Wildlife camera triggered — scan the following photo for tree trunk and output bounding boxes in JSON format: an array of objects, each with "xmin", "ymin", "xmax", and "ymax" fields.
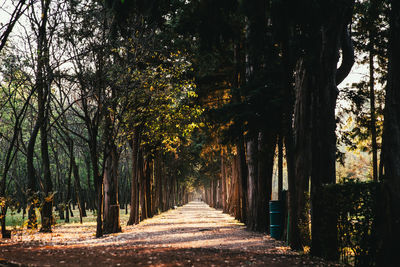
[
  {"xmin": 37, "ymin": 0, "xmax": 53, "ymax": 234},
  {"xmin": 232, "ymin": 30, "xmax": 246, "ymax": 223},
  {"xmin": 216, "ymin": 178, "xmax": 221, "ymax": 208},
  {"xmin": 85, "ymin": 153, "xmax": 94, "ymax": 211},
  {"xmin": 369, "ymin": 48, "xmax": 378, "ymax": 181},
  {"xmin": 237, "ymin": 139, "xmax": 247, "ymax": 223},
  {"xmin": 277, "ymin": 7, "xmax": 297, "ymax": 247},
  {"xmin": 231, "ymin": 156, "xmax": 240, "ymax": 219},
  {"xmin": 379, "ymin": 2, "xmax": 400, "ymax": 265},
  {"xmin": 256, "ymin": 132, "xmax": 275, "ymax": 233},
  {"xmin": 243, "ymin": 0, "xmax": 268, "ymax": 229},
  {"xmin": 39, "ymin": 112, "xmax": 53, "ymax": 233},
  {"xmin": 164, "ymin": 172, "xmax": 169, "ymax": 211},
  {"xmin": 289, "ymin": 1, "xmax": 355, "ymax": 257},
  {"xmin": 221, "ymin": 152, "xmax": 227, "ymax": 213},
  {"xmin": 27, "ymin": 120, "xmax": 40, "ymax": 229},
  {"xmin": 156, "ymin": 153, "xmax": 163, "ymax": 214},
  {"xmin": 145, "ymin": 158, "xmax": 152, "ymax": 218},
  {"xmin": 292, "ymin": 58, "xmax": 312, "ymax": 250},
  {"xmin": 127, "ymin": 128, "xmax": 140, "ymax": 225},
  {"xmin": 89, "ymin": 134, "xmax": 103, "ymax": 237},
  {"xmin": 288, "ymin": 1, "xmax": 355, "ymax": 255},
  {"xmin": 311, "ymin": 11, "xmax": 354, "ymax": 260},
  {"xmin": 278, "ymin": 135, "xmax": 283, "ymax": 200},
  {"xmin": 172, "ymin": 175, "xmax": 177, "ymax": 207},
  {"xmin": 71, "ymin": 149, "xmax": 86, "ymax": 218},
  {"xmin": 65, "ymin": 143, "xmax": 73, "ymax": 223},
  {"xmin": 212, "ymin": 178, "xmax": 217, "ymax": 208},
  {"xmin": 246, "ymin": 136, "xmax": 258, "ymax": 230},
  {"xmin": 367, "ymin": 0, "xmax": 380, "ymax": 182},
  {"xmin": 103, "ymin": 141, "xmax": 121, "ymax": 234},
  {"xmin": 139, "ymin": 151, "xmax": 146, "ymax": 221}
]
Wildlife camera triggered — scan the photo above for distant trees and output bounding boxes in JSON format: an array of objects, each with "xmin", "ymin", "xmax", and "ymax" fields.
[
  {"xmin": 0, "ymin": 0, "xmax": 31, "ymax": 238},
  {"xmin": 1, "ymin": 0, "xmax": 201, "ymax": 239},
  {"xmin": 174, "ymin": 0, "xmax": 396, "ymax": 260},
  {"xmin": 0, "ymin": 1, "xmax": 399, "ymax": 265},
  {"xmin": 340, "ymin": 0, "xmax": 388, "ymax": 181},
  {"xmin": 0, "ymin": 48, "xmax": 34, "ymax": 237}
]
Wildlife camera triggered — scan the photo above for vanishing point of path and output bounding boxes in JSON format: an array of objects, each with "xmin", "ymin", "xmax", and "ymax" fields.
[{"xmin": 0, "ymin": 202, "xmax": 342, "ymax": 266}]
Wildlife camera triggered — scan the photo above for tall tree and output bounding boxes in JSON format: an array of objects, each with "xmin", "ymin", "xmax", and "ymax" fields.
[
  {"xmin": 25, "ymin": 0, "xmax": 55, "ymax": 233},
  {"xmin": 291, "ymin": 0, "xmax": 355, "ymax": 253},
  {"xmin": 64, "ymin": 0, "xmax": 108, "ymax": 236},
  {"xmin": 380, "ymin": 1, "xmax": 400, "ymax": 265}
]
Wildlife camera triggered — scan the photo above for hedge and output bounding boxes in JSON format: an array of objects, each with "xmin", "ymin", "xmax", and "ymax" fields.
[{"xmin": 315, "ymin": 180, "xmax": 381, "ymax": 266}]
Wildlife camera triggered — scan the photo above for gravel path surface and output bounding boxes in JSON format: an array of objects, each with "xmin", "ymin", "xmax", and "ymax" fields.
[{"xmin": 0, "ymin": 201, "xmax": 343, "ymax": 266}]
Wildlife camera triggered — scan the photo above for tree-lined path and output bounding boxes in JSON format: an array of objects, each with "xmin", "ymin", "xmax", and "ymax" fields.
[
  {"xmin": 0, "ymin": 202, "xmax": 341, "ymax": 267},
  {"xmin": 1, "ymin": 1, "xmax": 400, "ymax": 266}
]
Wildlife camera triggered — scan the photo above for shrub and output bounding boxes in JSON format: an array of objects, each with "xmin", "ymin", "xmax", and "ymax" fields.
[{"xmin": 317, "ymin": 180, "xmax": 380, "ymax": 266}]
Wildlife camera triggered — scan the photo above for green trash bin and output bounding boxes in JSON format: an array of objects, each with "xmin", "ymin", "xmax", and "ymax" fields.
[{"xmin": 269, "ymin": 200, "xmax": 282, "ymax": 239}]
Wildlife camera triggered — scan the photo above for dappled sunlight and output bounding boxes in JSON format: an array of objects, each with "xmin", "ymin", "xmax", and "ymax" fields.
[{"xmin": 0, "ymin": 202, "xmax": 343, "ymax": 266}]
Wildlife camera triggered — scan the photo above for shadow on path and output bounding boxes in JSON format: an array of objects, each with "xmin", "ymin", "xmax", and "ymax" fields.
[{"xmin": 0, "ymin": 201, "xmax": 343, "ymax": 267}]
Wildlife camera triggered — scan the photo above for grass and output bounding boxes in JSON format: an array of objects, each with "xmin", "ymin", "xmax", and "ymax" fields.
[
  {"xmin": 6, "ymin": 210, "xmax": 25, "ymax": 228},
  {"xmin": 4, "ymin": 207, "xmax": 130, "ymax": 229}
]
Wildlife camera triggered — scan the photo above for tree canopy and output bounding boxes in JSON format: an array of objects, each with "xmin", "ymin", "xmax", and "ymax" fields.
[{"xmin": 0, "ymin": 1, "xmax": 399, "ymax": 266}]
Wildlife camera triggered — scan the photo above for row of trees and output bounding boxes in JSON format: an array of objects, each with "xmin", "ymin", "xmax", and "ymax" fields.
[
  {"xmin": 0, "ymin": 0, "xmax": 201, "ymax": 238},
  {"xmin": 178, "ymin": 0, "xmax": 354, "ymax": 246},
  {"xmin": 1, "ymin": 0, "xmax": 399, "ymax": 265},
  {"xmin": 184, "ymin": 0, "xmax": 399, "ymax": 265}
]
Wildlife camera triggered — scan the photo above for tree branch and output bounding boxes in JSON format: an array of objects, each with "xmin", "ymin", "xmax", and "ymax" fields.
[{"xmin": 336, "ymin": 25, "xmax": 355, "ymax": 86}]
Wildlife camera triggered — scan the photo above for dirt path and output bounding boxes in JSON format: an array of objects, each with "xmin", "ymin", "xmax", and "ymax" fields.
[{"xmin": 0, "ymin": 201, "xmax": 342, "ymax": 266}]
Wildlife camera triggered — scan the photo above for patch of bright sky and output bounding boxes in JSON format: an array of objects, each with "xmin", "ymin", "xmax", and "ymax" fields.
[{"xmin": 338, "ymin": 61, "xmax": 368, "ymax": 109}]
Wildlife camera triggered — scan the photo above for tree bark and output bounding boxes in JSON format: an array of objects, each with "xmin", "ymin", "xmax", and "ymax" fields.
[
  {"xmin": 246, "ymin": 136, "xmax": 258, "ymax": 230},
  {"xmin": 145, "ymin": 158, "xmax": 152, "ymax": 218},
  {"xmin": 164, "ymin": 171, "xmax": 170, "ymax": 211},
  {"xmin": 139, "ymin": 150, "xmax": 146, "ymax": 220},
  {"xmin": 291, "ymin": 1, "xmax": 355, "ymax": 257},
  {"xmin": 221, "ymin": 151, "xmax": 227, "ymax": 213},
  {"xmin": 27, "ymin": 120, "xmax": 40, "ymax": 229},
  {"xmin": 37, "ymin": 0, "xmax": 53, "ymax": 233},
  {"xmin": 127, "ymin": 128, "xmax": 140, "ymax": 225},
  {"xmin": 88, "ymin": 132, "xmax": 103, "ymax": 237},
  {"xmin": 83, "ymin": 152, "xmax": 93, "ymax": 211},
  {"xmin": 230, "ymin": 155, "xmax": 239, "ymax": 219},
  {"xmin": 71, "ymin": 146, "xmax": 86, "ymax": 218},
  {"xmin": 212, "ymin": 178, "xmax": 217, "ymax": 208},
  {"xmin": 65, "ymin": 143, "xmax": 73, "ymax": 223},
  {"xmin": 369, "ymin": 48, "xmax": 378, "ymax": 181},
  {"xmin": 256, "ymin": 131, "xmax": 275, "ymax": 233},
  {"xmin": 237, "ymin": 139, "xmax": 247, "ymax": 223},
  {"xmin": 278, "ymin": 135, "xmax": 283, "ymax": 200},
  {"xmin": 103, "ymin": 141, "xmax": 121, "ymax": 234},
  {"xmin": 379, "ymin": 2, "xmax": 400, "ymax": 265},
  {"xmin": 156, "ymin": 153, "xmax": 163, "ymax": 214},
  {"xmin": 292, "ymin": 58, "xmax": 312, "ymax": 250},
  {"xmin": 312, "ymin": 17, "xmax": 354, "ymax": 262}
]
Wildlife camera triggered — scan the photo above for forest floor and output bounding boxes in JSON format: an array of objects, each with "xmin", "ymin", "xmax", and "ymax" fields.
[{"xmin": 0, "ymin": 201, "xmax": 344, "ymax": 267}]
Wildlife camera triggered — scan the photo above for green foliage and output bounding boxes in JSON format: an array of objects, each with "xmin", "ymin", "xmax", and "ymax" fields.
[
  {"xmin": 120, "ymin": 43, "xmax": 202, "ymax": 155},
  {"xmin": 337, "ymin": 0, "xmax": 388, "ymax": 156},
  {"xmin": 318, "ymin": 180, "xmax": 381, "ymax": 266},
  {"xmin": 0, "ymin": 196, "xmax": 24, "ymax": 229}
]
